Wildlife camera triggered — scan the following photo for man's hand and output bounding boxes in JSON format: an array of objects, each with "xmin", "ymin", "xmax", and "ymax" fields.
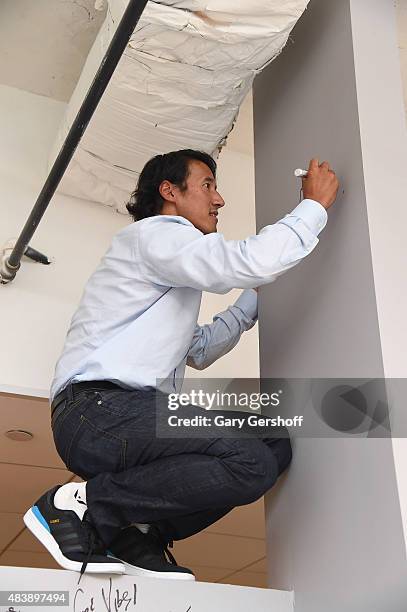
[{"xmin": 302, "ymin": 158, "xmax": 339, "ymax": 210}]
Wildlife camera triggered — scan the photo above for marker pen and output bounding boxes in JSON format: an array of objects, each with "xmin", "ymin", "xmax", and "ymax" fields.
[{"xmin": 294, "ymin": 169, "xmax": 308, "ymax": 178}]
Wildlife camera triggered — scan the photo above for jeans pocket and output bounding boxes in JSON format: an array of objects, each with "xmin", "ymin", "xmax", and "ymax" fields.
[{"xmin": 65, "ymin": 413, "xmax": 127, "ymax": 479}]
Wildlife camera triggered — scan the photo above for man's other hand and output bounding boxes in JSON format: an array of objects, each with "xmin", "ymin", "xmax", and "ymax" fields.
[{"xmin": 302, "ymin": 158, "xmax": 339, "ymax": 210}]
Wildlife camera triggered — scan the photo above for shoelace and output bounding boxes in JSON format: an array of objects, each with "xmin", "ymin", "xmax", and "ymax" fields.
[
  {"xmin": 78, "ymin": 527, "xmax": 96, "ymax": 584},
  {"xmin": 77, "ymin": 514, "xmax": 104, "ymax": 584},
  {"xmin": 152, "ymin": 529, "xmax": 178, "ymax": 566},
  {"xmin": 163, "ymin": 541, "xmax": 177, "ymax": 566}
]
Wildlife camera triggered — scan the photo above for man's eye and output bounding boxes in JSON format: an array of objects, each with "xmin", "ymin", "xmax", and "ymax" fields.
[{"xmin": 203, "ymin": 183, "xmax": 210, "ymax": 188}]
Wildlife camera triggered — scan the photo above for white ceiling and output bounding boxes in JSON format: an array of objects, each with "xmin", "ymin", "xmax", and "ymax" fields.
[
  {"xmin": 0, "ymin": 0, "xmax": 405, "ymax": 135},
  {"xmin": 0, "ymin": 0, "xmax": 255, "ymax": 157},
  {"xmin": 2, "ymin": 0, "xmax": 404, "ymax": 160},
  {"xmin": 0, "ymin": 0, "xmax": 106, "ymax": 102}
]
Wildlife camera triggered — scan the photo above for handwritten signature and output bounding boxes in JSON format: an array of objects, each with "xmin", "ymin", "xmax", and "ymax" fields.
[
  {"xmin": 74, "ymin": 579, "xmax": 191, "ymax": 612},
  {"xmin": 74, "ymin": 578, "xmax": 136, "ymax": 612}
]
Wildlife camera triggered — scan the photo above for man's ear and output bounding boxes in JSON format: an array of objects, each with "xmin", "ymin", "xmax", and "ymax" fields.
[{"xmin": 159, "ymin": 180, "xmax": 176, "ymax": 201}]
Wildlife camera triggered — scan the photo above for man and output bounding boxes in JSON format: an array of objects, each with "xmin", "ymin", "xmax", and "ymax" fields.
[{"xmin": 24, "ymin": 150, "xmax": 339, "ymax": 581}]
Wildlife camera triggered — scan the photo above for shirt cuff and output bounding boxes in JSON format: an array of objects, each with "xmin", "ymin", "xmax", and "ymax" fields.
[
  {"xmin": 232, "ymin": 288, "xmax": 258, "ymax": 323},
  {"xmin": 283, "ymin": 199, "xmax": 328, "ymax": 236}
]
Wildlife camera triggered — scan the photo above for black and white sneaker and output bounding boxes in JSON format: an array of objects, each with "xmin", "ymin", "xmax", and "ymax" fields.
[
  {"xmin": 108, "ymin": 525, "xmax": 195, "ymax": 581},
  {"xmin": 23, "ymin": 485, "xmax": 125, "ymax": 576}
]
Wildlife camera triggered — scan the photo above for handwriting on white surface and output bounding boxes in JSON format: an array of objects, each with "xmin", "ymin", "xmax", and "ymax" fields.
[
  {"xmin": 74, "ymin": 579, "xmax": 136, "ymax": 612},
  {"xmin": 73, "ymin": 579, "xmax": 192, "ymax": 612}
]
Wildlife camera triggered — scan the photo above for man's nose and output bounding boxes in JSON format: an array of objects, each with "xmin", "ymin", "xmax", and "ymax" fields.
[{"xmin": 213, "ymin": 191, "xmax": 225, "ymax": 207}]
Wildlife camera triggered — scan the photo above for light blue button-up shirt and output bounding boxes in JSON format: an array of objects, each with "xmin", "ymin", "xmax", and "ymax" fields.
[{"xmin": 50, "ymin": 199, "xmax": 328, "ymax": 401}]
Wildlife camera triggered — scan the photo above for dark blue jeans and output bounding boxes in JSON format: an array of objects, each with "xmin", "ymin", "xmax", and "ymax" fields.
[{"xmin": 51, "ymin": 383, "xmax": 292, "ymax": 547}]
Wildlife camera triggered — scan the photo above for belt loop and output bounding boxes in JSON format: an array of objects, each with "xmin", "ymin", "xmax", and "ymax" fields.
[{"xmin": 66, "ymin": 383, "xmax": 74, "ymax": 403}]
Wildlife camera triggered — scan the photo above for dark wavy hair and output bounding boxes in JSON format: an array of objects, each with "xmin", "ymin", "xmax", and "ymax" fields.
[{"xmin": 126, "ymin": 149, "xmax": 217, "ymax": 221}]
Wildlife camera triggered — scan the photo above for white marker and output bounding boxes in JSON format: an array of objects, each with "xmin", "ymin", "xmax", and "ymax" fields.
[{"xmin": 294, "ymin": 168, "xmax": 308, "ymax": 178}]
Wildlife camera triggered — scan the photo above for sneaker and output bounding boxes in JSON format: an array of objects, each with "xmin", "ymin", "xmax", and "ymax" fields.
[
  {"xmin": 23, "ymin": 485, "xmax": 125, "ymax": 576},
  {"xmin": 108, "ymin": 525, "xmax": 195, "ymax": 581}
]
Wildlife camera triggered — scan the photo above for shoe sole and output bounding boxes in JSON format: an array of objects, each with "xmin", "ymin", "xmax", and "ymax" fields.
[
  {"xmin": 23, "ymin": 507, "xmax": 125, "ymax": 574},
  {"xmin": 109, "ymin": 556, "xmax": 195, "ymax": 581}
]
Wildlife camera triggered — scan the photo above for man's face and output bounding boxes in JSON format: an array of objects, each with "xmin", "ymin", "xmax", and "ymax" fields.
[{"xmin": 160, "ymin": 160, "xmax": 225, "ymax": 234}]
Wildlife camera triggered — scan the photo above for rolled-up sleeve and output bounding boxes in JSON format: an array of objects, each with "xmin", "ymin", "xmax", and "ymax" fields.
[
  {"xmin": 187, "ymin": 289, "xmax": 258, "ymax": 370},
  {"xmin": 139, "ymin": 199, "xmax": 328, "ymax": 293}
]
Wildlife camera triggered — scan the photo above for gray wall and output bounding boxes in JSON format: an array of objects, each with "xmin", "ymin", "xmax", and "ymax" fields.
[
  {"xmin": 254, "ymin": 0, "xmax": 382, "ymax": 380},
  {"xmin": 253, "ymin": 0, "xmax": 407, "ymax": 609}
]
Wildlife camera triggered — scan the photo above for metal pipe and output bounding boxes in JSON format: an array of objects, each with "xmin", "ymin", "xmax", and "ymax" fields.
[{"xmin": 2, "ymin": 0, "xmax": 148, "ymax": 282}]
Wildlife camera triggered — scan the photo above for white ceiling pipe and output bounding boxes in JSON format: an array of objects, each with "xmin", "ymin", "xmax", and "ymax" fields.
[{"xmin": 50, "ymin": 0, "xmax": 310, "ymax": 213}]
